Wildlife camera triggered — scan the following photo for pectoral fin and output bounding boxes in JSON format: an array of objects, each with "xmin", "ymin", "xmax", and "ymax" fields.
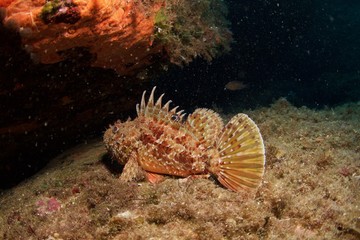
[{"xmin": 119, "ymin": 152, "xmax": 145, "ymax": 182}]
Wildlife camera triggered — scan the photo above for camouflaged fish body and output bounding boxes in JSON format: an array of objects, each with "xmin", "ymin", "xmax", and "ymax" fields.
[{"xmin": 104, "ymin": 87, "xmax": 265, "ymax": 192}]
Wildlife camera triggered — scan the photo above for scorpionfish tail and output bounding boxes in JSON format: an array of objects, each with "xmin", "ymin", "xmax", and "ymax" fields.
[{"xmin": 215, "ymin": 113, "xmax": 266, "ymax": 192}]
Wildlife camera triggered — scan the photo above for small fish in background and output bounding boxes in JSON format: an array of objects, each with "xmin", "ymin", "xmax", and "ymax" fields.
[{"xmin": 224, "ymin": 81, "xmax": 248, "ymax": 91}]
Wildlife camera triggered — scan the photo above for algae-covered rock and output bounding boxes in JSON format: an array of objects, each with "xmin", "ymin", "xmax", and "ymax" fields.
[
  {"xmin": 1, "ymin": 101, "xmax": 359, "ymax": 239},
  {"xmin": 2, "ymin": 0, "xmax": 232, "ymax": 75}
]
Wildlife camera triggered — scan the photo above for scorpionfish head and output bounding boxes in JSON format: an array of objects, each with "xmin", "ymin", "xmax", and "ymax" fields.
[{"xmin": 103, "ymin": 120, "xmax": 140, "ymax": 165}]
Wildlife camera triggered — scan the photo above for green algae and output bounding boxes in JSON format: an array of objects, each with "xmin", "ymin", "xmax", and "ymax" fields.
[
  {"xmin": 151, "ymin": 0, "xmax": 232, "ymax": 65},
  {"xmin": 0, "ymin": 100, "xmax": 359, "ymax": 239}
]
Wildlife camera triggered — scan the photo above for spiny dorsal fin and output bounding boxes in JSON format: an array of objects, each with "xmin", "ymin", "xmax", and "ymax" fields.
[
  {"xmin": 215, "ymin": 113, "xmax": 265, "ymax": 192},
  {"xmin": 185, "ymin": 108, "xmax": 224, "ymax": 148},
  {"xmin": 136, "ymin": 87, "xmax": 185, "ymax": 129}
]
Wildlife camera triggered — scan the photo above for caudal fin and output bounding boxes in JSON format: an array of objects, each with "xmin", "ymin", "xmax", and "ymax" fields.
[{"xmin": 214, "ymin": 113, "xmax": 265, "ymax": 192}]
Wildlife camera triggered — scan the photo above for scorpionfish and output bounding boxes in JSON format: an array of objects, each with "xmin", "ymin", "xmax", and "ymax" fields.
[{"xmin": 104, "ymin": 87, "xmax": 265, "ymax": 192}]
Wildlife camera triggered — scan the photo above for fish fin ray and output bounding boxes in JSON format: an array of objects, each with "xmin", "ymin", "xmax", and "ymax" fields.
[
  {"xmin": 119, "ymin": 152, "xmax": 145, "ymax": 182},
  {"xmin": 138, "ymin": 87, "xmax": 185, "ymax": 129},
  {"xmin": 185, "ymin": 108, "xmax": 223, "ymax": 148},
  {"xmin": 145, "ymin": 171, "xmax": 166, "ymax": 183},
  {"xmin": 214, "ymin": 113, "xmax": 265, "ymax": 192}
]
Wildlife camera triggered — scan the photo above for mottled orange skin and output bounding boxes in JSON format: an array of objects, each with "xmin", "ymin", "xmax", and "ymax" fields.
[
  {"xmin": 104, "ymin": 87, "xmax": 266, "ymax": 192},
  {"xmin": 104, "ymin": 115, "xmax": 217, "ymax": 180}
]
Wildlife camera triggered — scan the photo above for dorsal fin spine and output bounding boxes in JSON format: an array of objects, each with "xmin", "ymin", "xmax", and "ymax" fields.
[
  {"xmin": 148, "ymin": 87, "xmax": 156, "ymax": 107},
  {"xmin": 140, "ymin": 90, "xmax": 146, "ymax": 116},
  {"xmin": 155, "ymin": 93, "xmax": 165, "ymax": 107},
  {"xmin": 170, "ymin": 106, "xmax": 179, "ymax": 114},
  {"xmin": 163, "ymin": 100, "xmax": 172, "ymax": 111},
  {"xmin": 136, "ymin": 104, "xmax": 140, "ymax": 116}
]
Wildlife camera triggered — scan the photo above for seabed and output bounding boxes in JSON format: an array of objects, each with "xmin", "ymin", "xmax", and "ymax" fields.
[{"xmin": 0, "ymin": 99, "xmax": 359, "ymax": 239}]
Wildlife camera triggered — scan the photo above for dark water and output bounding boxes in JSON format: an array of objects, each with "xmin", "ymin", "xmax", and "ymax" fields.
[
  {"xmin": 0, "ymin": 0, "xmax": 359, "ymax": 189},
  {"xmin": 158, "ymin": 0, "xmax": 360, "ymax": 111}
]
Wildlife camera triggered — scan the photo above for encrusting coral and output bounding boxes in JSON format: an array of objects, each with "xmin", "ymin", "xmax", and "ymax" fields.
[
  {"xmin": 1, "ymin": 0, "xmax": 232, "ymax": 75},
  {"xmin": 153, "ymin": 0, "xmax": 232, "ymax": 65}
]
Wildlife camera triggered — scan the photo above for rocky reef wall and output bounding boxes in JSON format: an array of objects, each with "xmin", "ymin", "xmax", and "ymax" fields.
[
  {"xmin": 0, "ymin": 0, "xmax": 232, "ymax": 188},
  {"xmin": 2, "ymin": 0, "xmax": 231, "ymax": 74}
]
